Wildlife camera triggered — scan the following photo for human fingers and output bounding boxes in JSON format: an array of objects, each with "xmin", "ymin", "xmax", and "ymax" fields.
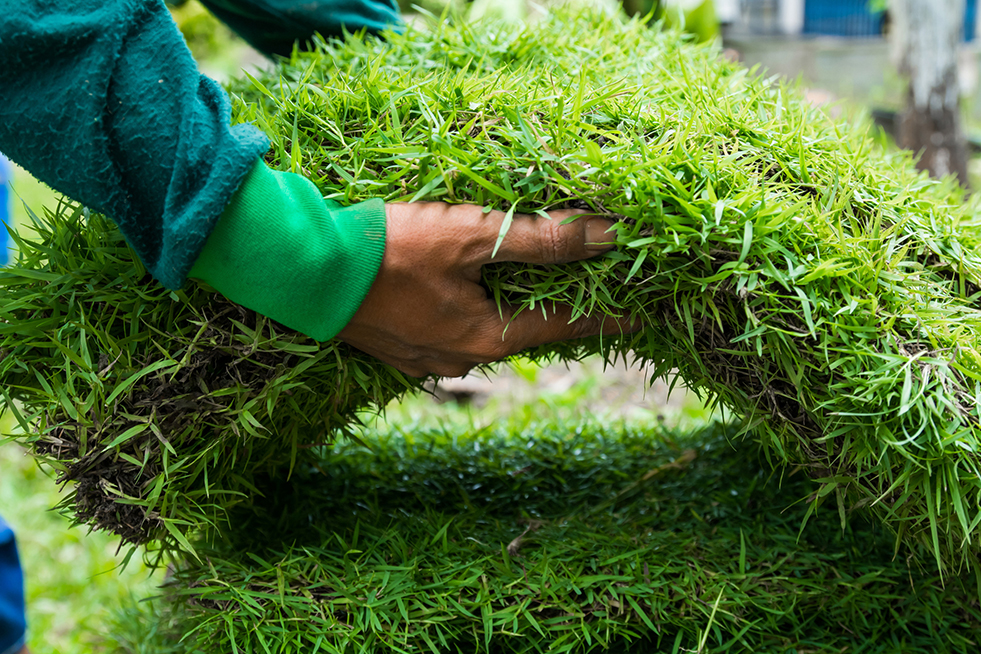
[
  {"xmin": 360, "ymin": 305, "xmax": 637, "ymax": 379},
  {"xmin": 486, "ymin": 303, "xmax": 638, "ymax": 357},
  {"xmin": 474, "ymin": 209, "xmax": 618, "ymax": 266}
]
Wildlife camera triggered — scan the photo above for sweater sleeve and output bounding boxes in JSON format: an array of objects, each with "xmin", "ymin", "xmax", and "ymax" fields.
[
  {"xmin": 0, "ymin": 0, "xmax": 270, "ymax": 289},
  {"xmin": 190, "ymin": 161, "xmax": 386, "ymax": 341},
  {"xmin": 0, "ymin": 0, "xmax": 396, "ymax": 341},
  {"xmin": 200, "ymin": 0, "xmax": 402, "ymax": 57}
]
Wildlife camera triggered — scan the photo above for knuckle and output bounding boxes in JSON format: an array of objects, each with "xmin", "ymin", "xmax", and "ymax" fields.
[
  {"xmin": 570, "ymin": 316, "xmax": 600, "ymax": 340},
  {"xmin": 537, "ymin": 219, "xmax": 572, "ymax": 263}
]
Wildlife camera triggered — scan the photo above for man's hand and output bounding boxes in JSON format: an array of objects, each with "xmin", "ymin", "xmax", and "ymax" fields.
[{"xmin": 337, "ymin": 202, "xmax": 633, "ymax": 378}]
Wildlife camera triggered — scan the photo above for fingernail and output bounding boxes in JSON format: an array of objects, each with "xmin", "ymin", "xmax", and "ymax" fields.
[{"xmin": 585, "ymin": 219, "xmax": 616, "ymax": 252}]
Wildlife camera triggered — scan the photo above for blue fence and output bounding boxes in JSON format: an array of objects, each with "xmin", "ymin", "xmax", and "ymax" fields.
[
  {"xmin": 803, "ymin": 0, "xmax": 885, "ymax": 37},
  {"xmin": 802, "ymin": 0, "xmax": 977, "ymax": 40}
]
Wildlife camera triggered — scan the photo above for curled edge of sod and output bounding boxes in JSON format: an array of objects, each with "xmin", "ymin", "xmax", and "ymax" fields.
[
  {"xmin": 3, "ymin": 8, "xmax": 981, "ymax": 576},
  {"xmin": 0, "ymin": 202, "xmax": 422, "ymax": 552}
]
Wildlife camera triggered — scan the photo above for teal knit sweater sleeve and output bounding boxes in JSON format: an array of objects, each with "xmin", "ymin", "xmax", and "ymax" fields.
[
  {"xmin": 0, "ymin": 0, "xmax": 270, "ymax": 289},
  {"xmin": 201, "ymin": 0, "xmax": 402, "ymax": 56},
  {"xmin": 0, "ymin": 0, "xmax": 398, "ymax": 340}
]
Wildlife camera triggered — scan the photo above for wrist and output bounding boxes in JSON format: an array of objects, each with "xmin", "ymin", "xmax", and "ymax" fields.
[{"xmin": 189, "ymin": 161, "xmax": 386, "ymax": 341}]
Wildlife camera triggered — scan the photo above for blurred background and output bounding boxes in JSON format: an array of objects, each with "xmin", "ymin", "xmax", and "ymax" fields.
[{"xmin": 2, "ymin": 1, "xmax": 980, "ymax": 651}]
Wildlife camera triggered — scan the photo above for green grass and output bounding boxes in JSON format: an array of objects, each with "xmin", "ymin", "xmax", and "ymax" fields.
[
  {"xmin": 7, "ymin": 7, "xmax": 981, "ymax": 577},
  {"xmin": 139, "ymin": 419, "xmax": 981, "ymax": 653},
  {"xmin": 1, "ymin": 359, "xmax": 688, "ymax": 653},
  {"xmin": 0, "ymin": 423, "xmax": 162, "ymax": 654},
  {"xmin": 7, "ymin": 403, "xmax": 981, "ymax": 653},
  {"xmin": 9, "ymin": 8, "xmax": 981, "ymax": 650},
  {"xmin": 1, "ymin": 167, "xmax": 164, "ymax": 653}
]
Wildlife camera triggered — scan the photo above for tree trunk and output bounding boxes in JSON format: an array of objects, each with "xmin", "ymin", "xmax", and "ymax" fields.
[{"xmin": 891, "ymin": 0, "xmax": 969, "ymax": 186}]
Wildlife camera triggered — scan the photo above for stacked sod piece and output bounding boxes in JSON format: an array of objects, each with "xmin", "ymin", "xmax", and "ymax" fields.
[
  {"xmin": 4, "ymin": 7, "xmax": 981, "ymax": 579},
  {"xmin": 127, "ymin": 422, "xmax": 981, "ymax": 653}
]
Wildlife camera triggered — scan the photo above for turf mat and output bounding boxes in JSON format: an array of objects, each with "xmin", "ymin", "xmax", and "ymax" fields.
[
  {"xmin": 152, "ymin": 421, "xmax": 981, "ymax": 653},
  {"xmin": 5, "ymin": 8, "xmax": 981, "ymax": 580}
]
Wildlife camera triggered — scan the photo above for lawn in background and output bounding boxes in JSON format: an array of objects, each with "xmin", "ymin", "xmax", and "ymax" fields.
[{"xmin": 5, "ymin": 163, "xmax": 58, "ymax": 246}]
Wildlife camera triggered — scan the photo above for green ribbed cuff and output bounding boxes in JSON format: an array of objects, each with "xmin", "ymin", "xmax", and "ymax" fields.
[{"xmin": 189, "ymin": 161, "xmax": 386, "ymax": 341}]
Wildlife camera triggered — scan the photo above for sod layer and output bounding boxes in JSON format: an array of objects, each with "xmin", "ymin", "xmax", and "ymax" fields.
[
  {"xmin": 4, "ymin": 9, "xmax": 981, "ymax": 576},
  {"xmin": 154, "ymin": 422, "xmax": 981, "ymax": 653}
]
